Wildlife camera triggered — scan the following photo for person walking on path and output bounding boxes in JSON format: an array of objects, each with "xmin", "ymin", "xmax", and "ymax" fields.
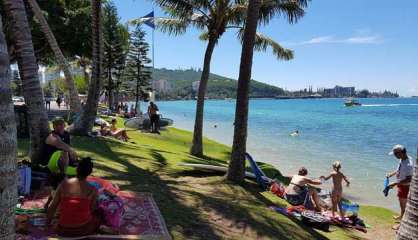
[
  {"xmin": 386, "ymin": 144, "xmax": 414, "ymax": 230},
  {"xmin": 56, "ymin": 95, "xmax": 62, "ymax": 109},
  {"xmin": 45, "ymin": 98, "xmax": 51, "ymax": 111}
]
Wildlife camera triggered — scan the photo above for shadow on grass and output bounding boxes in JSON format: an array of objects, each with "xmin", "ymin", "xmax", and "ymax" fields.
[
  {"xmin": 181, "ymin": 181, "xmax": 331, "ymax": 240},
  {"xmin": 74, "ymin": 137, "xmax": 223, "ymax": 240}
]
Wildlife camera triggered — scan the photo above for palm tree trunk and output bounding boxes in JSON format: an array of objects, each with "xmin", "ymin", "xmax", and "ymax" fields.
[
  {"xmin": 397, "ymin": 148, "xmax": 418, "ymax": 239},
  {"xmin": 226, "ymin": 0, "xmax": 261, "ymax": 183},
  {"xmin": 72, "ymin": 0, "xmax": 102, "ymax": 135},
  {"xmin": 3, "ymin": 0, "xmax": 50, "ymax": 164},
  {"xmin": 27, "ymin": 0, "xmax": 82, "ymax": 113},
  {"xmin": 0, "ymin": 17, "xmax": 18, "ymax": 240},
  {"xmin": 190, "ymin": 37, "xmax": 217, "ymax": 157}
]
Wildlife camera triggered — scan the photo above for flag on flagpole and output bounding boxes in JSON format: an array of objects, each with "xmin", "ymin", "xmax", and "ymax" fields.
[{"xmin": 141, "ymin": 11, "xmax": 155, "ymax": 29}]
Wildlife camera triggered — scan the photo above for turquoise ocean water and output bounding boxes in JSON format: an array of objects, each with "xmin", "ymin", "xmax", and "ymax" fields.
[{"xmin": 145, "ymin": 98, "xmax": 418, "ymax": 210}]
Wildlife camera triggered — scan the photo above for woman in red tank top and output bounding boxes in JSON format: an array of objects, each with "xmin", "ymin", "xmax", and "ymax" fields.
[{"xmin": 47, "ymin": 158, "xmax": 101, "ymax": 237}]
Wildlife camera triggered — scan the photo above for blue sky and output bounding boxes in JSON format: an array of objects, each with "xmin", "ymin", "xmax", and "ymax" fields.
[{"xmin": 115, "ymin": 0, "xmax": 418, "ymax": 96}]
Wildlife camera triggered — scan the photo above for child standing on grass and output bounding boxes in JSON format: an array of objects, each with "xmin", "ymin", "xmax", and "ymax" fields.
[{"xmin": 321, "ymin": 161, "xmax": 350, "ymax": 218}]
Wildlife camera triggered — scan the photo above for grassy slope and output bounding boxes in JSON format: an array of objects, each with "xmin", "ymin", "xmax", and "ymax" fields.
[
  {"xmin": 17, "ymin": 120, "xmax": 396, "ymax": 240},
  {"xmin": 151, "ymin": 68, "xmax": 286, "ymax": 98}
]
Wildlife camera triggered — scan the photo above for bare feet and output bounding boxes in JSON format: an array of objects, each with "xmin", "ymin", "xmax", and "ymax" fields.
[
  {"xmin": 99, "ymin": 225, "xmax": 118, "ymax": 235},
  {"xmin": 392, "ymin": 224, "xmax": 400, "ymax": 231}
]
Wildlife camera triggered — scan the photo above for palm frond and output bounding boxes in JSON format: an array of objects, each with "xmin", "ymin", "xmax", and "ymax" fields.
[
  {"xmin": 156, "ymin": 18, "xmax": 190, "ymax": 35},
  {"xmin": 155, "ymin": 0, "xmax": 211, "ymax": 19},
  {"xmin": 254, "ymin": 32, "xmax": 293, "ymax": 60},
  {"xmin": 237, "ymin": 29, "xmax": 293, "ymax": 60},
  {"xmin": 228, "ymin": 0, "xmax": 308, "ymax": 26},
  {"xmin": 199, "ymin": 31, "xmax": 209, "ymax": 41},
  {"xmin": 128, "ymin": 17, "xmax": 190, "ymax": 36},
  {"xmin": 227, "ymin": 4, "xmax": 247, "ymax": 25}
]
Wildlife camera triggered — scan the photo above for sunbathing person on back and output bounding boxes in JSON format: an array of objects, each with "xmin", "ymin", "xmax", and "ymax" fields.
[
  {"xmin": 320, "ymin": 161, "xmax": 350, "ymax": 219},
  {"xmin": 284, "ymin": 167, "xmax": 323, "ymax": 211},
  {"xmin": 47, "ymin": 157, "xmax": 113, "ymax": 237}
]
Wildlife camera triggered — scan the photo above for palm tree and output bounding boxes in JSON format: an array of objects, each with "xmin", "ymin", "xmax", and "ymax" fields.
[
  {"xmin": 72, "ymin": 0, "xmax": 103, "ymax": 135},
  {"xmin": 226, "ymin": 0, "xmax": 262, "ymax": 182},
  {"xmin": 26, "ymin": 0, "xmax": 82, "ymax": 113},
  {"xmin": 0, "ymin": 16, "xmax": 18, "ymax": 240},
  {"xmin": 227, "ymin": 0, "xmax": 309, "ymax": 182},
  {"xmin": 3, "ymin": 0, "xmax": 50, "ymax": 165},
  {"xmin": 131, "ymin": 0, "xmax": 304, "ymax": 157},
  {"xmin": 397, "ymin": 148, "xmax": 418, "ymax": 239}
]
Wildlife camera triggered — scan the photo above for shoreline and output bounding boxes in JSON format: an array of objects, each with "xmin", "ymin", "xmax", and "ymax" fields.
[
  {"xmin": 170, "ymin": 125, "xmax": 398, "ymax": 213},
  {"xmin": 140, "ymin": 98, "xmax": 418, "ymax": 211}
]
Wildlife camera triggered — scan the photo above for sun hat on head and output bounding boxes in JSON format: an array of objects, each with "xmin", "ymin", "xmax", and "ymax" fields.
[{"xmin": 388, "ymin": 144, "xmax": 406, "ymax": 155}]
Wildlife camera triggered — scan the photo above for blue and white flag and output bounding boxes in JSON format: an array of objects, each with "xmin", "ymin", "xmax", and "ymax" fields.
[{"xmin": 141, "ymin": 11, "xmax": 155, "ymax": 29}]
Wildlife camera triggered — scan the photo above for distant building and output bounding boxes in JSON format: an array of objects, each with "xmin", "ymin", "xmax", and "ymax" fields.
[
  {"xmin": 192, "ymin": 81, "xmax": 200, "ymax": 92},
  {"xmin": 44, "ymin": 68, "xmax": 61, "ymax": 82},
  {"xmin": 152, "ymin": 79, "xmax": 171, "ymax": 93},
  {"xmin": 44, "ymin": 64, "xmax": 84, "ymax": 83},
  {"xmin": 323, "ymin": 85, "xmax": 355, "ymax": 97}
]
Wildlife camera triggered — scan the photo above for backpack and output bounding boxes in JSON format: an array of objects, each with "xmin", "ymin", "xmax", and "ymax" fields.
[
  {"xmin": 270, "ymin": 182, "xmax": 285, "ymax": 198},
  {"xmin": 97, "ymin": 192, "xmax": 124, "ymax": 230}
]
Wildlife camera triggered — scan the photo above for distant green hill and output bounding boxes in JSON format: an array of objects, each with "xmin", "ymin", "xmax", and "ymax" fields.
[{"xmin": 151, "ymin": 68, "xmax": 286, "ymax": 99}]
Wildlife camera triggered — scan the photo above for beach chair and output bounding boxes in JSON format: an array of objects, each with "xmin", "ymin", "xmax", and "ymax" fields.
[{"xmin": 245, "ymin": 153, "xmax": 271, "ymax": 190}]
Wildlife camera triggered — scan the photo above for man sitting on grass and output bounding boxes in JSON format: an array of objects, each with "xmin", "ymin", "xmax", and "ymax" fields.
[{"xmin": 42, "ymin": 117, "xmax": 78, "ymax": 176}]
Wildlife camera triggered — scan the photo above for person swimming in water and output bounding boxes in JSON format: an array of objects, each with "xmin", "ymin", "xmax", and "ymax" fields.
[{"xmin": 290, "ymin": 130, "xmax": 300, "ymax": 137}]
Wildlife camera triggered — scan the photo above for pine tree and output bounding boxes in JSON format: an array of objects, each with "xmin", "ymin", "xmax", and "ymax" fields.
[
  {"xmin": 103, "ymin": 1, "xmax": 128, "ymax": 110},
  {"xmin": 124, "ymin": 25, "xmax": 152, "ymax": 113}
]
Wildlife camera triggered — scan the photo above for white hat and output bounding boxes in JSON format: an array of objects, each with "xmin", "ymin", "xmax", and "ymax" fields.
[{"xmin": 388, "ymin": 144, "xmax": 406, "ymax": 155}]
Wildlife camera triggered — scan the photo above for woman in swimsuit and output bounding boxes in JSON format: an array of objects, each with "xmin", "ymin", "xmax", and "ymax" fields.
[
  {"xmin": 284, "ymin": 167, "xmax": 323, "ymax": 211},
  {"xmin": 110, "ymin": 118, "xmax": 129, "ymax": 141},
  {"xmin": 46, "ymin": 158, "xmax": 113, "ymax": 236}
]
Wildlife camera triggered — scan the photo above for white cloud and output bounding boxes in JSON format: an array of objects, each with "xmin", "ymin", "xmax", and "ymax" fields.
[{"xmin": 287, "ymin": 34, "xmax": 383, "ymax": 46}]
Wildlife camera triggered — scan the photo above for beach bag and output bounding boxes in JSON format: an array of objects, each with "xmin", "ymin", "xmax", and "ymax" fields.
[
  {"xmin": 301, "ymin": 210, "xmax": 330, "ymax": 231},
  {"xmin": 270, "ymin": 182, "xmax": 285, "ymax": 198},
  {"xmin": 17, "ymin": 164, "xmax": 31, "ymax": 196},
  {"xmin": 31, "ymin": 171, "xmax": 48, "ymax": 190},
  {"xmin": 98, "ymin": 192, "xmax": 124, "ymax": 230}
]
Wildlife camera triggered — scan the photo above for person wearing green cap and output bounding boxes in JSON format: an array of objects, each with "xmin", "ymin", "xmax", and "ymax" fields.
[{"xmin": 42, "ymin": 117, "xmax": 77, "ymax": 176}]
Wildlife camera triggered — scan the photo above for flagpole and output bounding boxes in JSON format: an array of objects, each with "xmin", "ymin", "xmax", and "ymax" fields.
[{"xmin": 152, "ymin": 8, "xmax": 155, "ymax": 70}]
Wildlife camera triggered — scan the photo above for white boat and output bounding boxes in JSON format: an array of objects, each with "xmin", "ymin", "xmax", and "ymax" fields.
[
  {"xmin": 344, "ymin": 98, "xmax": 361, "ymax": 107},
  {"xmin": 124, "ymin": 115, "xmax": 173, "ymax": 129}
]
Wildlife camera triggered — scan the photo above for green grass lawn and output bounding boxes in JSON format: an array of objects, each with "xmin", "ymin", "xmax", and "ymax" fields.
[{"xmin": 17, "ymin": 119, "xmax": 397, "ymax": 240}]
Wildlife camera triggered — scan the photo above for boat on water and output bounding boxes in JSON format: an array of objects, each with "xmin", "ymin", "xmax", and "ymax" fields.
[
  {"xmin": 344, "ymin": 98, "xmax": 361, "ymax": 107},
  {"xmin": 124, "ymin": 115, "xmax": 173, "ymax": 129}
]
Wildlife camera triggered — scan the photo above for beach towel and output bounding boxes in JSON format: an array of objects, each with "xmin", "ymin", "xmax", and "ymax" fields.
[
  {"xmin": 87, "ymin": 176, "xmax": 120, "ymax": 195},
  {"xmin": 16, "ymin": 190, "xmax": 171, "ymax": 240},
  {"xmin": 383, "ymin": 177, "xmax": 390, "ymax": 197},
  {"xmin": 245, "ymin": 153, "xmax": 270, "ymax": 189},
  {"xmin": 18, "ymin": 164, "xmax": 31, "ymax": 196}
]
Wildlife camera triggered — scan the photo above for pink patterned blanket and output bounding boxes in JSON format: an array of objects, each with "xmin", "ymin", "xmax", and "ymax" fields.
[{"xmin": 16, "ymin": 186, "xmax": 171, "ymax": 239}]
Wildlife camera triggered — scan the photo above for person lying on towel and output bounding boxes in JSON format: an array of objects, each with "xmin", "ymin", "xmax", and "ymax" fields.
[
  {"xmin": 42, "ymin": 117, "xmax": 78, "ymax": 176},
  {"xmin": 46, "ymin": 158, "xmax": 114, "ymax": 237},
  {"xmin": 284, "ymin": 167, "xmax": 323, "ymax": 212}
]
